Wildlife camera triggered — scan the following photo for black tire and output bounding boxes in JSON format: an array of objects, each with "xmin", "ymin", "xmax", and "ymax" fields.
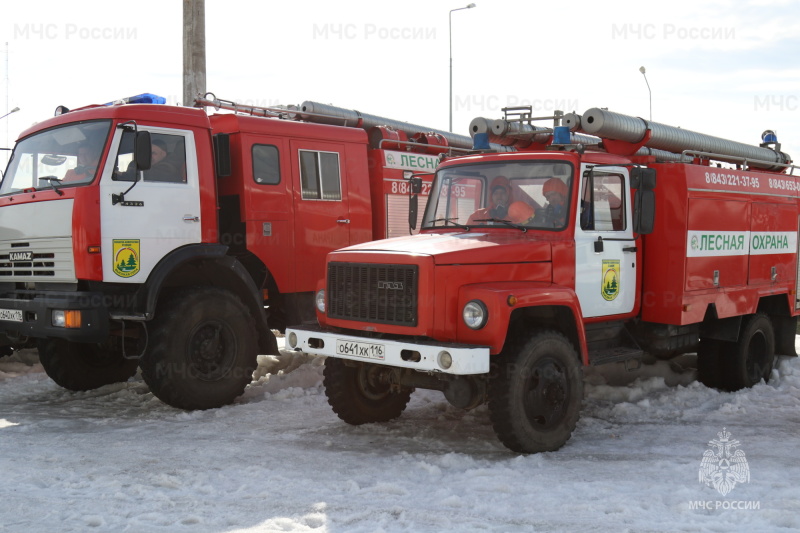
[
  {"xmin": 37, "ymin": 338, "xmax": 139, "ymax": 391},
  {"xmin": 489, "ymin": 331, "xmax": 583, "ymax": 454},
  {"xmin": 323, "ymin": 358, "xmax": 412, "ymax": 425},
  {"xmin": 139, "ymin": 287, "xmax": 258, "ymax": 410},
  {"xmin": 696, "ymin": 338, "xmax": 723, "ymax": 389},
  {"xmin": 719, "ymin": 313, "xmax": 775, "ymax": 391}
]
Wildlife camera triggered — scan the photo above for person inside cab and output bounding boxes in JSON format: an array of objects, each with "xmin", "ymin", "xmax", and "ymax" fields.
[
  {"xmin": 145, "ymin": 139, "xmax": 183, "ymax": 182},
  {"xmin": 468, "ymin": 176, "xmax": 512, "ymax": 224},
  {"xmin": 118, "ymin": 138, "xmax": 184, "ymax": 183},
  {"xmin": 63, "ymin": 143, "xmax": 100, "ymax": 182},
  {"xmin": 507, "ymin": 200, "xmax": 536, "ymax": 225},
  {"xmin": 534, "ymin": 177, "xmax": 569, "ymax": 228}
]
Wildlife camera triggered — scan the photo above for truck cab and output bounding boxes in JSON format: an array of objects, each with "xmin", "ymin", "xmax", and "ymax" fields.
[{"xmin": 310, "ymin": 151, "xmax": 642, "ymax": 358}]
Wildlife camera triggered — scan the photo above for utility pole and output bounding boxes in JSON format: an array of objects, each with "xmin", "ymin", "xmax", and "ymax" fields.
[
  {"xmin": 4, "ymin": 42, "xmax": 10, "ymax": 165},
  {"xmin": 183, "ymin": 0, "xmax": 206, "ymax": 107}
]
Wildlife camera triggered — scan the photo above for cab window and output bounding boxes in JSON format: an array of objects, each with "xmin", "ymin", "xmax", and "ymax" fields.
[
  {"xmin": 113, "ymin": 132, "xmax": 187, "ymax": 183},
  {"xmin": 299, "ymin": 150, "xmax": 341, "ymax": 200},
  {"xmin": 581, "ymin": 173, "xmax": 626, "ymax": 231},
  {"xmin": 0, "ymin": 120, "xmax": 111, "ymax": 194},
  {"xmin": 252, "ymin": 144, "xmax": 280, "ymax": 185}
]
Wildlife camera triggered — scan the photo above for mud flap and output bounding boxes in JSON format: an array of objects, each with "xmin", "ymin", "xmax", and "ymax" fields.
[{"xmin": 773, "ymin": 315, "xmax": 798, "ymax": 357}]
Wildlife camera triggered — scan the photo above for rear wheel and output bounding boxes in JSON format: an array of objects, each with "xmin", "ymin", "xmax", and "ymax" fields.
[
  {"xmin": 323, "ymin": 358, "xmax": 413, "ymax": 425},
  {"xmin": 719, "ymin": 313, "xmax": 775, "ymax": 391},
  {"xmin": 489, "ymin": 331, "xmax": 583, "ymax": 453},
  {"xmin": 139, "ymin": 287, "xmax": 258, "ymax": 410},
  {"xmin": 37, "ymin": 338, "xmax": 139, "ymax": 391}
]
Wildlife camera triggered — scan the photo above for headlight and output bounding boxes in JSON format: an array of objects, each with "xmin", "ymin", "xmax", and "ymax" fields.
[
  {"xmin": 315, "ymin": 289, "xmax": 326, "ymax": 313},
  {"xmin": 462, "ymin": 300, "xmax": 488, "ymax": 330},
  {"xmin": 52, "ymin": 309, "xmax": 81, "ymax": 328},
  {"xmin": 52, "ymin": 310, "xmax": 65, "ymax": 328}
]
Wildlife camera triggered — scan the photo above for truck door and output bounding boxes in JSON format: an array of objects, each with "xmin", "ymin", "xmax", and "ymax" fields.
[
  {"xmin": 574, "ymin": 167, "xmax": 637, "ymax": 317},
  {"xmin": 290, "ymin": 140, "xmax": 351, "ymax": 292},
  {"xmin": 99, "ymin": 125, "xmax": 201, "ymax": 282}
]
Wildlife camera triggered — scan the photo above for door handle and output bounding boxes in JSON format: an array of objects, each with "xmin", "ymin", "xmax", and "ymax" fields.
[
  {"xmin": 183, "ymin": 215, "xmax": 200, "ymax": 223},
  {"xmin": 623, "ymin": 246, "xmax": 637, "ymax": 253},
  {"xmin": 336, "ymin": 219, "xmax": 351, "ymax": 224}
]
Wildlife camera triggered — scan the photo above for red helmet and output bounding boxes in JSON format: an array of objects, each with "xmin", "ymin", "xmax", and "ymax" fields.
[
  {"xmin": 543, "ymin": 178, "xmax": 568, "ymax": 198},
  {"xmin": 507, "ymin": 201, "xmax": 535, "ymax": 223}
]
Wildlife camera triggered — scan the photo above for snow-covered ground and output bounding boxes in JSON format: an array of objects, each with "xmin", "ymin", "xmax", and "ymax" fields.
[{"xmin": 1, "ymin": 340, "xmax": 799, "ymax": 532}]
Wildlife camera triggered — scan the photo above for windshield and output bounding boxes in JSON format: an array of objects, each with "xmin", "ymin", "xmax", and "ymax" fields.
[
  {"xmin": 422, "ymin": 160, "xmax": 574, "ymax": 230},
  {"xmin": 0, "ymin": 120, "xmax": 112, "ymax": 195}
]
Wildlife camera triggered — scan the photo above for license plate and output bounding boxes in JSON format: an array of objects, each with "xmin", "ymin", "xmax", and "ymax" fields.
[
  {"xmin": 336, "ymin": 339, "xmax": 385, "ymax": 360},
  {"xmin": 0, "ymin": 308, "xmax": 23, "ymax": 322}
]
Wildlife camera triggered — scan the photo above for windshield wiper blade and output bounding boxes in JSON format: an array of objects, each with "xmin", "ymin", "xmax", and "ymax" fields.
[
  {"xmin": 430, "ymin": 218, "xmax": 471, "ymax": 231},
  {"xmin": 39, "ymin": 176, "xmax": 64, "ymax": 196},
  {"xmin": 473, "ymin": 218, "xmax": 528, "ymax": 232}
]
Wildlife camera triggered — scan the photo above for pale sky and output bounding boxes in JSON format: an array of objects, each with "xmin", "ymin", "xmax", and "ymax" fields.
[{"xmin": 2, "ymin": 0, "xmax": 800, "ymax": 166}]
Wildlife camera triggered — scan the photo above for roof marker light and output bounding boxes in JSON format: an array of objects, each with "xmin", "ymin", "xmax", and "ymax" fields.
[{"xmin": 104, "ymin": 93, "xmax": 167, "ymax": 106}]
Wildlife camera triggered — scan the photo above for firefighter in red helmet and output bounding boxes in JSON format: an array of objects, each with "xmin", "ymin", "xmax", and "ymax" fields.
[
  {"xmin": 536, "ymin": 178, "xmax": 569, "ymax": 228},
  {"xmin": 468, "ymin": 176, "xmax": 512, "ymax": 224}
]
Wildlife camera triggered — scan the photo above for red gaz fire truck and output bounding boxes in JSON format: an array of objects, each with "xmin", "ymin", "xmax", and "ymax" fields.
[
  {"xmin": 0, "ymin": 93, "xmax": 473, "ymax": 409},
  {"xmin": 287, "ymin": 107, "xmax": 799, "ymax": 453}
]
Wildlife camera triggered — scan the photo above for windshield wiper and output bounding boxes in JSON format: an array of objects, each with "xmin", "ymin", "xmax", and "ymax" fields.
[
  {"xmin": 430, "ymin": 218, "xmax": 471, "ymax": 231},
  {"xmin": 39, "ymin": 176, "xmax": 64, "ymax": 196},
  {"xmin": 473, "ymin": 218, "xmax": 528, "ymax": 232}
]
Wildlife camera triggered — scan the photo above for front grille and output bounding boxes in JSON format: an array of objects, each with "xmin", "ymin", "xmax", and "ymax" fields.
[
  {"xmin": 327, "ymin": 262, "xmax": 418, "ymax": 327},
  {"xmin": 0, "ymin": 238, "xmax": 75, "ymax": 281}
]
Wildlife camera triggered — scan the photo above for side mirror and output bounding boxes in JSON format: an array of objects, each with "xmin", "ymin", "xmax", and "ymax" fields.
[
  {"xmin": 409, "ymin": 176, "xmax": 422, "ymax": 194},
  {"xmin": 631, "ymin": 167, "xmax": 656, "ymax": 234},
  {"xmin": 404, "ymin": 171, "xmax": 423, "ymax": 231},
  {"xmin": 630, "ymin": 167, "xmax": 656, "ymax": 190},
  {"xmin": 134, "ymin": 131, "xmax": 152, "ymax": 171}
]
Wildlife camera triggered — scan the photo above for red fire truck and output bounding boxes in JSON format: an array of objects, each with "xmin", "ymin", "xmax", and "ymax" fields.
[
  {"xmin": 0, "ymin": 93, "xmax": 473, "ymax": 409},
  {"xmin": 287, "ymin": 107, "xmax": 799, "ymax": 453}
]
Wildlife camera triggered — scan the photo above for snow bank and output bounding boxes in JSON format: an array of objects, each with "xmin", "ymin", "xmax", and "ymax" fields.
[{"xmin": 1, "ymin": 347, "xmax": 799, "ymax": 531}]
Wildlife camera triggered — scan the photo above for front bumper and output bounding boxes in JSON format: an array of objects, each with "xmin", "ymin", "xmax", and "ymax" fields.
[
  {"xmin": 286, "ymin": 324, "xmax": 490, "ymax": 375},
  {"xmin": 0, "ymin": 289, "xmax": 110, "ymax": 344}
]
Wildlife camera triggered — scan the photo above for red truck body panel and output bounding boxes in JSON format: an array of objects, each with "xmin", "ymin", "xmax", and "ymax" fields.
[{"xmin": 641, "ymin": 163, "xmax": 799, "ymax": 325}]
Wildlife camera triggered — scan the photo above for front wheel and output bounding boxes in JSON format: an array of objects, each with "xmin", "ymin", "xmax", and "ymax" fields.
[
  {"xmin": 139, "ymin": 287, "xmax": 258, "ymax": 410},
  {"xmin": 323, "ymin": 358, "xmax": 413, "ymax": 425},
  {"xmin": 489, "ymin": 331, "xmax": 583, "ymax": 453},
  {"xmin": 37, "ymin": 338, "xmax": 139, "ymax": 391}
]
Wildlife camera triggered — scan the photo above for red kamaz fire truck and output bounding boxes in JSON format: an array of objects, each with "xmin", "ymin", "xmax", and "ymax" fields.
[
  {"xmin": 287, "ymin": 107, "xmax": 799, "ymax": 453},
  {"xmin": 0, "ymin": 93, "xmax": 476, "ymax": 409}
]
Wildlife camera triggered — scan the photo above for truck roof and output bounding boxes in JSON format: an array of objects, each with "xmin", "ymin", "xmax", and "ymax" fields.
[
  {"xmin": 18, "ymin": 104, "xmax": 370, "ymax": 146},
  {"xmin": 17, "ymin": 104, "xmax": 212, "ymax": 140},
  {"xmin": 208, "ymin": 113, "xmax": 368, "ymax": 143},
  {"xmin": 440, "ymin": 150, "xmax": 634, "ymax": 168}
]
